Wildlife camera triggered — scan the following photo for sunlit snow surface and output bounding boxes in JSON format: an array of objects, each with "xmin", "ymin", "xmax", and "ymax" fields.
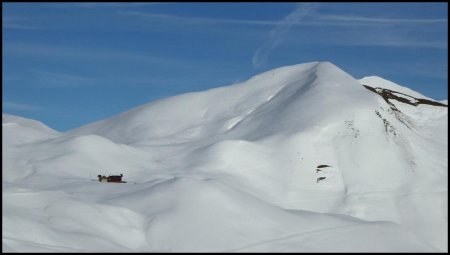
[{"xmin": 3, "ymin": 62, "xmax": 447, "ymax": 252}]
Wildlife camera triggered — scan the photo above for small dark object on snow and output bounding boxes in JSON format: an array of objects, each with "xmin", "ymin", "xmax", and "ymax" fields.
[
  {"xmin": 97, "ymin": 174, "xmax": 126, "ymax": 183},
  {"xmin": 316, "ymin": 177, "xmax": 326, "ymax": 183}
]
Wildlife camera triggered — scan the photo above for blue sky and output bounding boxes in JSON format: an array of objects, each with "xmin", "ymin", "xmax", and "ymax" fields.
[{"xmin": 3, "ymin": 2, "xmax": 448, "ymax": 132}]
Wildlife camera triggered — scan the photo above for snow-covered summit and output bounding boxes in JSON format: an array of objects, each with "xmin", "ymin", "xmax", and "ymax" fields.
[{"xmin": 65, "ymin": 61, "xmax": 376, "ymax": 145}]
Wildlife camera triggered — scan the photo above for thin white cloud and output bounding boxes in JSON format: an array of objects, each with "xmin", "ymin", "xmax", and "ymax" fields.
[
  {"xmin": 318, "ymin": 14, "xmax": 447, "ymax": 24},
  {"xmin": 3, "ymin": 102, "xmax": 41, "ymax": 111},
  {"xmin": 5, "ymin": 6, "xmax": 443, "ymax": 32},
  {"xmin": 252, "ymin": 3, "xmax": 319, "ymax": 68},
  {"xmin": 117, "ymin": 10, "xmax": 281, "ymax": 26},
  {"xmin": 3, "ymin": 42, "xmax": 159, "ymax": 62},
  {"xmin": 2, "ymin": 16, "xmax": 47, "ymax": 30},
  {"xmin": 3, "ymin": 42, "xmax": 215, "ymax": 75},
  {"xmin": 345, "ymin": 39, "xmax": 447, "ymax": 49},
  {"xmin": 39, "ymin": 2, "xmax": 165, "ymax": 9},
  {"xmin": 333, "ymin": 24, "xmax": 446, "ymax": 49},
  {"xmin": 76, "ymin": 2, "xmax": 164, "ymax": 8},
  {"xmin": 3, "ymin": 23, "xmax": 44, "ymax": 30},
  {"xmin": 119, "ymin": 9, "xmax": 447, "ymax": 28},
  {"xmin": 30, "ymin": 69, "xmax": 96, "ymax": 88},
  {"xmin": 286, "ymin": 28, "xmax": 447, "ymax": 50}
]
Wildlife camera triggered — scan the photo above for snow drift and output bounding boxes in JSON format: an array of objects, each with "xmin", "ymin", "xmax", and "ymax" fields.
[{"xmin": 3, "ymin": 61, "xmax": 447, "ymax": 252}]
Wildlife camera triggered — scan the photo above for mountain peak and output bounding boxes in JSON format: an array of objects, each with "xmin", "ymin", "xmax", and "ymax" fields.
[{"xmin": 65, "ymin": 61, "xmax": 375, "ymax": 144}]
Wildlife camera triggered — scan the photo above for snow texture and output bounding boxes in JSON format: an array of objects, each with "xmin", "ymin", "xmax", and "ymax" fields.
[{"xmin": 3, "ymin": 61, "xmax": 448, "ymax": 252}]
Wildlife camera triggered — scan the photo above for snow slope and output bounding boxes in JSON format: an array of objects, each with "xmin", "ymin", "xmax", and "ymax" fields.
[{"xmin": 3, "ymin": 61, "xmax": 448, "ymax": 252}]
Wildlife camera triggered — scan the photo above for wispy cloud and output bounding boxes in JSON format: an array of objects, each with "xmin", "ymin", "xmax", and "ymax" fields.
[
  {"xmin": 341, "ymin": 38, "xmax": 447, "ymax": 49},
  {"xmin": 252, "ymin": 3, "xmax": 319, "ymax": 68},
  {"xmin": 308, "ymin": 22, "xmax": 446, "ymax": 49},
  {"xmin": 117, "ymin": 10, "xmax": 282, "ymax": 27},
  {"xmin": 3, "ymin": 42, "xmax": 158, "ymax": 62},
  {"xmin": 317, "ymin": 14, "xmax": 447, "ymax": 25},
  {"xmin": 3, "ymin": 102, "xmax": 41, "ymax": 111},
  {"xmin": 3, "ymin": 42, "xmax": 215, "ymax": 75},
  {"xmin": 28, "ymin": 69, "xmax": 96, "ymax": 88},
  {"xmin": 43, "ymin": 2, "xmax": 165, "ymax": 9},
  {"xmin": 3, "ymin": 23, "xmax": 44, "ymax": 30},
  {"xmin": 75, "ymin": 2, "xmax": 164, "ymax": 8},
  {"xmin": 119, "ymin": 9, "xmax": 447, "ymax": 28},
  {"xmin": 4, "ymin": 3, "xmax": 446, "ymax": 31},
  {"xmin": 2, "ymin": 16, "xmax": 47, "ymax": 30}
]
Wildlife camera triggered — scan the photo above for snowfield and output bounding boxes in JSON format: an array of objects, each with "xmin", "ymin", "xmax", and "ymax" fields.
[{"xmin": 3, "ymin": 62, "xmax": 448, "ymax": 252}]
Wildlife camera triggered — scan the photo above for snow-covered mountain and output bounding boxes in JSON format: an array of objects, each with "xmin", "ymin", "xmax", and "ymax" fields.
[{"xmin": 3, "ymin": 62, "xmax": 447, "ymax": 252}]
